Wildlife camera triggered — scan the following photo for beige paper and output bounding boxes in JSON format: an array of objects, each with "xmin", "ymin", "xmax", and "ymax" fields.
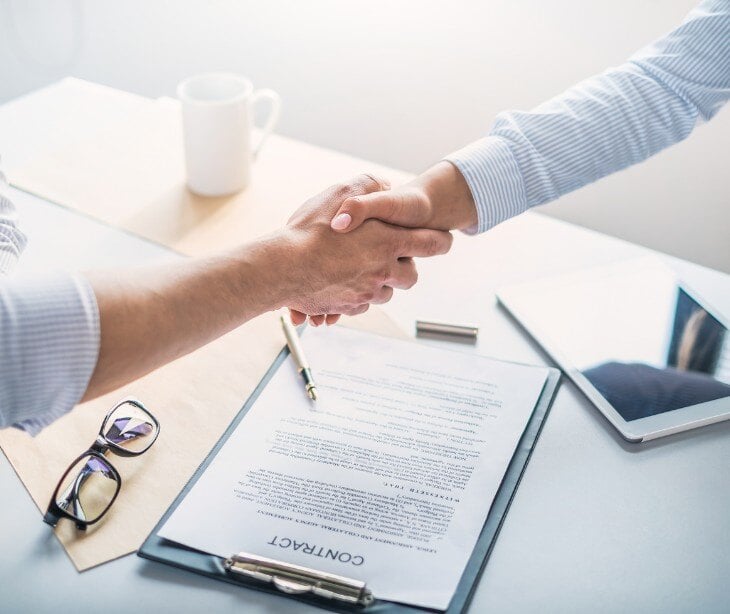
[
  {"xmin": 0, "ymin": 309, "xmax": 405, "ymax": 571},
  {"xmin": 0, "ymin": 78, "xmax": 413, "ymax": 570},
  {"xmin": 8, "ymin": 82, "xmax": 413, "ymax": 258}
]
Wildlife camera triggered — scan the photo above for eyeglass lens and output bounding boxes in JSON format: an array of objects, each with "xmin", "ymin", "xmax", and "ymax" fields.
[
  {"xmin": 102, "ymin": 401, "xmax": 158, "ymax": 454},
  {"xmin": 55, "ymin": 454, "xmax": 120, "ymax": 524}
]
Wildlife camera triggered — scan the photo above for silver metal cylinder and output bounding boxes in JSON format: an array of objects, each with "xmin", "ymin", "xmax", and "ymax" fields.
[{"xmin": 415, "ymin": 320, "xmax": 478, "ymax": 344}]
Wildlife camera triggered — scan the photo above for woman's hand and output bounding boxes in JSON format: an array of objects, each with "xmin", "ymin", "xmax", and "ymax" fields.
[
  {"xmin": 278, "ymin": 174, "xmax": 453, "ymax": 325},
  {"xmin": 330, "ymin": 161, "xmax": 477, "ymax": 234}
]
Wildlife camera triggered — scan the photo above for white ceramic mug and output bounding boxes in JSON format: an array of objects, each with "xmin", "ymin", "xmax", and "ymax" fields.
[{"xmin": 177, "ymin": 73, "xmax": 281, "ymax": 196}]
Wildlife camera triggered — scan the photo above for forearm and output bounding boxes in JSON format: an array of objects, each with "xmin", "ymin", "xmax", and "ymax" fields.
[
  {"xmin": 410, "ymin": 161, "xmax": 477, "ymax": 231},
  {"xmin": 446, "ymin": 0, "xmax": 729, "ymax": 233},
  {"xmin": 83, "ymin": 234, "xmax": 293, "ymax": 400},
  {"xmin": 3, "ymin": 173, "xmax": 439, "ymax": 432}
]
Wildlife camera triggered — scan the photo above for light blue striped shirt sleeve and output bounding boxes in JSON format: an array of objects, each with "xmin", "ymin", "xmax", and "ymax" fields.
[
  {"xmin": 445, "ymin": 0, "xmax": 730, "ymax": 234},
  {"xmin": 0, "ymin": 172, "xmax": 100, "ymax": 436}
]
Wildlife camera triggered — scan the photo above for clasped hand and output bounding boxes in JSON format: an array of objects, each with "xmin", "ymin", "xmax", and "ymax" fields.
[
  {"xmin": 285, "ymin": 163, "xmax": 476, "ymax": 325},
  {"xmin": 281, "ymin": 173, "xmax": 454, "ymax": 326}
]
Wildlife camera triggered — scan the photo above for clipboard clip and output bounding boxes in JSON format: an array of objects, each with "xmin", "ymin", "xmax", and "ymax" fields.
[{"xmin": 224, "ymin": 551, "xmax": 374, "ymax": 607}]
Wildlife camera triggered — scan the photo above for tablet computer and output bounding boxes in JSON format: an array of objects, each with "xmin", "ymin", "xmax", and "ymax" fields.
[{"xmin": 497, "ymin": 257, "xmax": 730, "ymax": 442}]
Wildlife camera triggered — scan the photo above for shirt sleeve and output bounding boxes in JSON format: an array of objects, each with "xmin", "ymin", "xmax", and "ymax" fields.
[
  {"xmin": 0, "ymin": 272, "xmax": 100, "ymax": 435},
  {"xmin": 445, "ymin": 0, "xmax": 730, "ymax": 234},
  {"xmin": 0, "ymin": 165, "xmax": 27, "ymax": 274}
]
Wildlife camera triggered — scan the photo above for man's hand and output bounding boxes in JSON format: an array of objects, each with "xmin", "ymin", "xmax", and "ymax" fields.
[
  {"xmin": 278, "ymin": 174, "xmax": 453, "ymax": 325},
  {"xmin": 329, "ymin": 161, "xmax": 478, "ymax": 234},
  {"xmin": 83, "ymin": 174, "xmax": 450, "ymax": 402}
]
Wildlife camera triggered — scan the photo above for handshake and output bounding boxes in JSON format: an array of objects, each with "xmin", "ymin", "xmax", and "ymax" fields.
[
  {"xmin": 274, "ymin": 163, "xmax": 478, "ymax": 326},
  {"xmin": 76, "ymin": 161, "xmax": 478, "ymax": 403}
]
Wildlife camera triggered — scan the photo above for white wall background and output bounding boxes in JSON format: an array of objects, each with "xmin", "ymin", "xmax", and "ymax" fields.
[{"xmin": 1, "ymin": 0, "xmax": 728, "ymax": 271}]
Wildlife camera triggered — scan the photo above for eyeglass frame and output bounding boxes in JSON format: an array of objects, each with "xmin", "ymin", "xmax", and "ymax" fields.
[{"xmin": 43, "ymin": 397, "xmax": 160, "ymax": 531}]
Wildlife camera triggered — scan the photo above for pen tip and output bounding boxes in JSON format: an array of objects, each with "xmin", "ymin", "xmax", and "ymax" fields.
[{"xmin": 308, "ymin": 387, "xmax": 318, "ymax": 401}]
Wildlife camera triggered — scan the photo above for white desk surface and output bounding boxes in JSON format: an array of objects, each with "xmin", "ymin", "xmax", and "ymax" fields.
[{"xmin": 2, "ymin": 185, "xmax": 729, "ymax": 614}]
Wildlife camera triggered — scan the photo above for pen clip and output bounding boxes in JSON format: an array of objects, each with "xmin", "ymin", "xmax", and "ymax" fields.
[{"xmin": 224, "ymin": 551, "xmax": 374, "ymax": 606}]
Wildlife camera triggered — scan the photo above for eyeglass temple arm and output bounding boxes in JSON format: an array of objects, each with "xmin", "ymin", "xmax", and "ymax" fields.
[{"xmin": 56, "ymin": 466, "xmax": 96, "ymax": 521}]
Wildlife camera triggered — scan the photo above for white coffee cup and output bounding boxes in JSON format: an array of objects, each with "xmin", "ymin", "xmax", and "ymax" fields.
[{"xmin": 177, "ymin": 73, "xmax": 281, "ymax": 196}]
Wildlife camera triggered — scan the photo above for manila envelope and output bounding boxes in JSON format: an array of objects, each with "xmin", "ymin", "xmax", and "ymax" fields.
[{"xmin": 0, "ymin": 308, "xmax": 405, "ymax": 571}]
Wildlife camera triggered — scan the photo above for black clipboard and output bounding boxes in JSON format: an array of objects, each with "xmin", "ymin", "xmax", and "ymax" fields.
[{"xmin": 139, "ymin": 340, "xmax": 561, "ymax": 613}]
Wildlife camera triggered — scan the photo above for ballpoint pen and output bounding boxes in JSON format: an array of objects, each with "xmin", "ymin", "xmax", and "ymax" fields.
[{"xmin": 280, "ymin": 315, "xmax": 318, "ymax": 401}]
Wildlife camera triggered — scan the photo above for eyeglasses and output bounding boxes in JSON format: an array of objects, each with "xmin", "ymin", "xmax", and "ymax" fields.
[{"xmin": 43, "ymin": 398, "xmax": 160, "ymax": 530}]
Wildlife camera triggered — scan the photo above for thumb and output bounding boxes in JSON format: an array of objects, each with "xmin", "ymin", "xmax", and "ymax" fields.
[{"xmin": 330, "ymin": 187, "xmax": 432, "ymax": 233}]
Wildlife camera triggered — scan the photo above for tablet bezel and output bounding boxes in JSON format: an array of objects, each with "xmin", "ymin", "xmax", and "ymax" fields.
[{"xmin": 496, "ymin": 258, "xmax": 730, "ymax": 442}]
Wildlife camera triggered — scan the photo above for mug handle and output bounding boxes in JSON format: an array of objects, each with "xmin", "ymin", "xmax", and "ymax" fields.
[{"xmin": 251, "ymin": 89, "xmax": 281, "ymax": 158}]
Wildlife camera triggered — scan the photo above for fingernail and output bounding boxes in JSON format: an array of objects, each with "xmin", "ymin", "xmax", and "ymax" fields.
[{"xmin": 331, "ymin": 213, "xmax": 352, "ymax": 230}]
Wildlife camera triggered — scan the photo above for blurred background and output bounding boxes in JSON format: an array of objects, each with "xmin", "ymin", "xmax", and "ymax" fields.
[{"xmin": 1, "ymin": 0, "xmax": 727, "ymax": 271}]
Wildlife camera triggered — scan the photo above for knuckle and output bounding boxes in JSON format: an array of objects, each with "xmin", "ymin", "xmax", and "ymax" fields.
[
  {"xmin": 333, "ymin": 181, "xmax": 351, "ymax": 198},
  {"xmin": 359, "ymin": 172, "xmax": 382, "ymax": 191},
  {"xmin": 376, "ymin": 266, "xmax": 391, "ymax": 285},
  {"xmin": 443, "ymin": 232, "xmax": 454, "ymax": 252},
  {"xmin": 345, "ymin": 290, "xmax": 361, "ymax": 306},
  {"xmin": 385, "ymin": 237, "xmax": 400, "ymax": 260},
  {"xmin": 426, "ymin": 232, "xmax": 443, "ymax": 255},
  {"xmin": 344, "ymin": 174, "xmax": 377, "ymax": 197},
  {"xmin": 355, "ymin": 172, "xmax": 372, "ymax": 184},
  {"xmin": 396, "ymin": 269, "xmax": 417, "ymax": 290},
  {"xmin": 342, "ymin": 195, "xmax": 362, "ymax": 212},
  {"xmin": 391, "ymin": 229, "xmax": 407, "ymax": 255}
]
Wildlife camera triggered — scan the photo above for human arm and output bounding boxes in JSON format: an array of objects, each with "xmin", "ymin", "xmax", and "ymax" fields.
[
  {"xmin": 0, "ymin": 274, "xmax": 99, "ymax": 435},
  {"xmin": 1, "ymin": 174, "xmax": 452, "ymax": 433},
  {"xmin": 290, "ymin": 162, "xmax": 472, "ymax": 327},
  {"xmin": 330, "ymin": 0, "xmax": 730, "ymax": 234},
  {"xmin": 2, "ymin": 165, "xmax": 99, "ymax": 435}
]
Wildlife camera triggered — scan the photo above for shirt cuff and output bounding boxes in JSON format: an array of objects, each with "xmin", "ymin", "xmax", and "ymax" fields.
[
  {"xmin": 444, "ymin": 136, "xmax": 527, "ymax": 234},
  {"xmin": 0, "ymin": 273, "xmax": 100, "ymax": 436}
]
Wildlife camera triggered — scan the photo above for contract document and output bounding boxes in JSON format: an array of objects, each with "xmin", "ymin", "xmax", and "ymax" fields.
[{"xmin": 159, "ymin": 326, "xmax": 550, "ymax": 610}]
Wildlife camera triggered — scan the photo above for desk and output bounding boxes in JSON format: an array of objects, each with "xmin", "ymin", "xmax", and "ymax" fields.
[{"xmin": 2, "ymin": 88, "xmax": 730, "ymax": 613}]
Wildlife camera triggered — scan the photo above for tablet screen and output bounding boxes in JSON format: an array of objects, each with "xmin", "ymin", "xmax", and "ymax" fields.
[{"xmin": 508, "ymin": 261, "xmax": 730, "ymax": 421}]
